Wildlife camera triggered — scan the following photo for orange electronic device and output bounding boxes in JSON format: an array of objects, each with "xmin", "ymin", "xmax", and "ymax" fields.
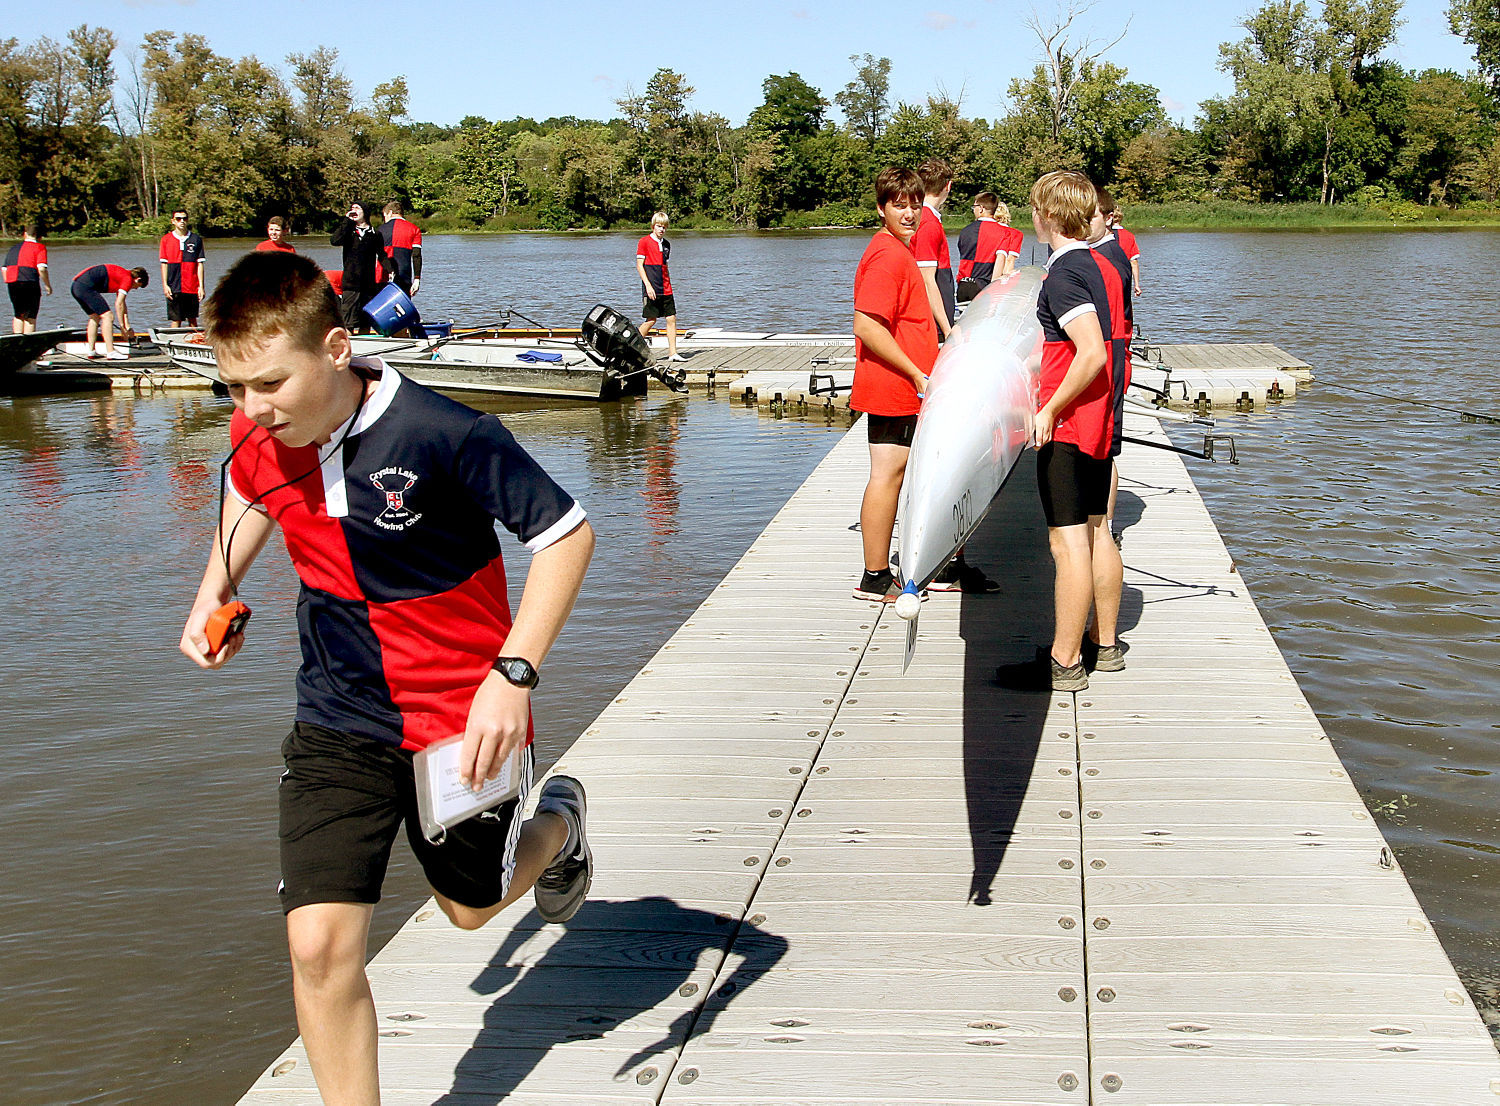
[{"xmin": 204, "ymin": 600, "xmax": 252, "ymax": 655}]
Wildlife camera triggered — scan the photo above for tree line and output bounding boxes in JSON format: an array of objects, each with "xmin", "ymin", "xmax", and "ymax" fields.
[{"xmin": 2, "ymin": 0, "xmax": 1498, "ymax": 238}]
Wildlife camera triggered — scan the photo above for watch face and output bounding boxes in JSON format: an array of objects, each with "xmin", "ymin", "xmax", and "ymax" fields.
[{"xmin": 497, "ymin": 657, "xmax": 537, "ymax": 687}]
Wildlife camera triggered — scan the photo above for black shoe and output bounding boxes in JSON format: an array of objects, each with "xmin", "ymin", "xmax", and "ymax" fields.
[
  {"xmin": 994, "ymin": 647, "xmax": 1088, "ymax": 692},
  {"xmin": 853, "ymin": 567, "xmax": 898, "ymax": 602},
  {"xmin": 534, "ymin": 776, "xmax": 592, "ymax": 923},
  {"xmin": 1082, "ymin": 638, "xmax": 1126, "ymax": 673}
]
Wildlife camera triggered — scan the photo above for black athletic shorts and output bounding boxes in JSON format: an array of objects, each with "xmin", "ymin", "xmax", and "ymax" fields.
[
  {"xmin": 70, "ymin": 279, "xmax": 109, "ymax": 317},
  {"xmin": 1036, "ymin": 441, "xmax": 1111, "ymax": 527},
  {"xmin": 167, "ymin": 292, "xmax": 199, "ymax": 322},
  {"xmin": 277, "ymin": 721, "xmax": 532, "ymax": 914},
  {"xmin": 8, "ymin": 282, "xmax": 41, "ymax": 320},
  {"xmin": 643, "ymin": 292, "xmax": 676, "ymax": 320},
  {"xmin": 866, "ymin": 412, "xmax": 918, "ymax": 448}
]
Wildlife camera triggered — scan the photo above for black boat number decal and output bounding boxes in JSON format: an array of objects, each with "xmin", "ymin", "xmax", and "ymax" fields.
[{"xmin": 952, "ymin": 490, "xmax": 973, "ymax": 546}]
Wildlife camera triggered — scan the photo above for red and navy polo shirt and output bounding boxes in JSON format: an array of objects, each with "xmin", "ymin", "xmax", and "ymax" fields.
[
  {"xmin": 1037, "ymin": 240, "xmax": 1115, "ymax": 460},
  {"xmin": 1003, "ymin": 224, "xmax": 1024, "ymax": 261},
  {"xmin": 3, "ymin": 240, "xmax": 47, "ymax": 284},
  {"xmin": 74, "ymin": 264, "xmax": 134, "ymax": 293},
  {"xmin": 160, "ymin": 230, "xmax": 206, "ymax": 295},
  {"xmin": 1115, "ymin": 226, "xmax": 1140, "ymax": 263},
  {"xmin": 637, "ymin": 234, "xmax": 672, "ymax": 295},
  {"xmin": 379, "ymin": 216, "xmax": 422, "ymax": 288},
  {"xmin": 956, "ymin": 218, "xmax": 1006, "ymax": 284},
  {"xmin": 228, "ymin": 362, "xmax": 586, "ymax": 751}
]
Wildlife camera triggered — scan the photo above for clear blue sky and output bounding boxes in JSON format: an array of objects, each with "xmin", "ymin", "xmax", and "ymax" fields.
[{"xmin": 12, "ymin": 0, "xmax": 1474, "ymax": 127}]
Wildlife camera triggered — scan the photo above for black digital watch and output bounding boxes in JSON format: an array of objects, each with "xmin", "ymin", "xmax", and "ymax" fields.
[{"xmin": 493, "ymin": 656, "xmax": 540, "ymax": 689}]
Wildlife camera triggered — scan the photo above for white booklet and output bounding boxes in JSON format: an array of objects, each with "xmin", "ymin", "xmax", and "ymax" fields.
[{"xmin": 413, "ymin": 734, "xmax": 526, "ymax": 844}]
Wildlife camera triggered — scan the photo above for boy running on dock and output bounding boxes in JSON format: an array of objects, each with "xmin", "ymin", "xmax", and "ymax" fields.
[
  {"xmin": 178, "ymin": 251, "xmax": 596, "ymax": 1104},
  {"xmin": 996, "ymin": 170, "xmax": 1122, "ymax": 690},
  {"xmin": 851, "ymin": 167, "xmax": 939, "ymax": 601}
]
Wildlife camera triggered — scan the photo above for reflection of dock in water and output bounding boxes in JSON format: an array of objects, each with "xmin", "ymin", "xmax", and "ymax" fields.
[{"xmin": 239, "ymin": 413, "xmax": 1498, "ymax": 1105}]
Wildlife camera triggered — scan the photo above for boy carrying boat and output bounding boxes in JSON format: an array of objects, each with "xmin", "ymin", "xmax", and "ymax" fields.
[
  {"xmin": 995, "ymin": 170, "xmax": 1123, "ymax": 691},
  {"xmin": 851, "ymin": 166, "xmax": 938, "ymax": 602},
  {"xmin": 178, "ymin": 251, "xmax": 596, "ymax": 1104}
]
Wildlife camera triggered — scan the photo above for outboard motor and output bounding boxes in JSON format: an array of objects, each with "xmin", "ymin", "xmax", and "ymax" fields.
[{"xmin": 580, "ymin": 304, "xmax": 688, "ymax": 392}]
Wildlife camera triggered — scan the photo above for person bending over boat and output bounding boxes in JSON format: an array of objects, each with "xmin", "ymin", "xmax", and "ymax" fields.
[
  {"xmin": 69, "ymin": 263, "xmax": 148, "ymax": 360},
  {"xmin": 4, "ymin": 225, "xmax": 51, "ymax": 333},
  {"xmin": 851, "ymin": 167, "xmax": 938, "ymax": 602},
  {"xmin": 994, "ymin": 170, "xmax": 1122, "ymax": 691},
  {"xmin": 179, "ymin": 250, "xmax": 596, "ymax": 1105},
  {"xmin": 330, "ymin": 200, "xmax": 383, "ymax": 332},
  {"xmin": 255, "ymin": 216, "xmax": 295, "ymax": 254}
]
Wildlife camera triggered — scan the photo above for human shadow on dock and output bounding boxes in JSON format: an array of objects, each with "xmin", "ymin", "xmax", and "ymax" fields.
[
  {"xmin": 434, "ymin": 895, "xmax": 787, "ymax": 1103},
  {"xmin": 957, "ymin": 452, "xmax": 1137, "ymax": 904}
]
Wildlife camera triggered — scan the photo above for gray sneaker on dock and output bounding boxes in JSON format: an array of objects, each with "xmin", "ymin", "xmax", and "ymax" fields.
[
  {"xmin": 1082, "ymin": 638, "xmax": 1127, "ymax": 673},
  {"xmin": 534, "ymin": 775, "xmax": 592, "ymax": 923}
]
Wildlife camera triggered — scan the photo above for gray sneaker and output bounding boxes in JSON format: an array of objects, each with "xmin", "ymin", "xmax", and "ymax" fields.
[
  {"xmin": 1082, "ymin": 638, "xmax": 1127, "ymax": 673},
  {"xmin": 534, "ymin": 775, "xmax": 592, "ymax": 923}
]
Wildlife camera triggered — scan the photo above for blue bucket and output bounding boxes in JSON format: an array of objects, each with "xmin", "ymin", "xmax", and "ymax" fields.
[
  {"xmin": 421, "ymin": 321, "xmax": 453, "ymax": 338},
  {"xmin": 363, "ymin": 284, "xmax": 422, "ymax": 335}
]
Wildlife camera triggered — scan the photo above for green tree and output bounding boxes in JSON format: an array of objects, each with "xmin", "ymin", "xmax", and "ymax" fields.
[
  {"xmin": 1449, "ymin": 0, "xmax": 1500, "ymax": 91},
  {"xmin": 835, "ymin": 54, "xmax": 891, "ymax": 146}
]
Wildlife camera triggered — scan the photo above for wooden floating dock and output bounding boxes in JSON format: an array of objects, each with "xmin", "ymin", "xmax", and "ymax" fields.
[
  {"xmin": 239, "ymin": 412, "xmax": 1498, "ymax": 1104},
  {"xmin": 1133, "ymin": 342, "xmax": 1313, "ymax": 412}
]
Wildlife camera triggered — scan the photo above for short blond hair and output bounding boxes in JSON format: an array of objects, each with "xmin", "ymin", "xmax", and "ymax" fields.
[
  {"xmin": 651, "ymin": 211, "xmax": 669, "ymax": 226},
  {"xmin": 994, "ymin": 201, "xmax": 1011, "ymax": 224},
  {"xmin": 1030, "ymin": 171, "xmax": 1096, "ymax": 240}
]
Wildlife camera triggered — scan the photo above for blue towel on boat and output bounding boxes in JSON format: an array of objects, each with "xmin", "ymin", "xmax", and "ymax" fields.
[{"xmin": 517, "ymin": 350, "xmax": 564, "ymax": 363}]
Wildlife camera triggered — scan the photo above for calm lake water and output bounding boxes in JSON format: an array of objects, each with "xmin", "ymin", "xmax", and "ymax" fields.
[{"xmin": 3, "ymin": 229, "xmax": 1498, "ymax": 1103}]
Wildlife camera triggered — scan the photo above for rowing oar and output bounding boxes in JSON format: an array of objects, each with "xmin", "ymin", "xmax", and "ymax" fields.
[{"xmin": 1121, "ymin": 433, "xmax": 1239, "ymax": 465}]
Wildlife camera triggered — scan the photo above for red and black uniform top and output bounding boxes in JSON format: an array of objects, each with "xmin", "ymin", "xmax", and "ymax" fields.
[
  {"xmin": 1036, "ymin": 240, "xmax": 1116, "ymax": 460},
  {"xmin": 227, "ymin": 363, "xmax": 586, "ymax": 752},
  {"xmin": 379, "ymin": 216, "xmax": 423, "ymax": 292},
  {"xmin": 956, "ymin": 218, "xmax": 1007, "ymax": 286},
  {"xmin": 74, "ymin": 264, "xmax": 135, "ymax": 294},
  {"xmin": 1003, "ymin": 225, "xmax": 1024, "ymax": 263},
  {"xmin": 159, "ymin": 230, "xmax": 206, "ymax": 295},
  {"xmin": 637, "ymin": 235, "xmax": 672, "ymax": 296},
  {"xmin": 1115, "ymin": 226, "xmax": 1140, "ymax": 265},
  {"xmin": 3, "ymin": 240, "xmax": 47, "ymax": 284},
  {"xmin": 912, "ymin": 204, "xmax": 955, "ymax": 325},
  {"xmin": 1089, "ymin": 236, "xmax": 1130, "ymax": 457},
  {"xmin": 255, "ymin": 239, "xmax": 296, "ymax": 254}
]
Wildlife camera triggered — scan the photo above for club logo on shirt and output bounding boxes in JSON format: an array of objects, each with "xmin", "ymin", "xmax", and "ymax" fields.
[{"xmin": 370, "ymin": 467, "xmax": 423, "ymax": 531}]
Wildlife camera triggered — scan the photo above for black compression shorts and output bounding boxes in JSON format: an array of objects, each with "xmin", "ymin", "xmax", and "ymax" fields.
[
  {"xmin": 1036, "ymin": 441, "xmax": 1111, "ymax": 527},
  {"xmin": 277, "ymin": 722, "xmax": 531, "ymax": 914},
  {"xmin": 866, "ymin": 412, "xmax": 918, "ymax": 448}
]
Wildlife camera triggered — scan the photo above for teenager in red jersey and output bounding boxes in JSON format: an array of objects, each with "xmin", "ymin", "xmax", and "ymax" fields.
[
  {"xmin": 850, "ymin": 167, "xmax": 939, "ymax": 601},
  {"xmin": 180, "ymin": 251, "xmax": 596, "ymax": 1104},
  {"xmin": 255, "ymin": 216, "xmax": 296, "ymax": 253},
  {"xmin": 995, "ymin": 170, "xmax": 1122, "ymax": 692},
  {"xmin": 4, "ymin": 225, "xmax": 51, "ymax": 333},
  {"xmin": 160, "ymin": 209, "xmax": 206, "ymax": 326},
  {"xmin": 911, "ymin": 159, "xmax": 956, "ymax": 338},
  {"xmin": 637, "ymin": 211, "xmax": 683, "ymax": 361},
  {"xmin": 70, "ymin": 264, "xmax": 148, "ymax": 359}
]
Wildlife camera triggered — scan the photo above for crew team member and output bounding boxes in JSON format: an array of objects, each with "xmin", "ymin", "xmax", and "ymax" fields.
[
  {"xmin": 160, "ymin": 208, "xmax": 206, "ymax": 327},
  {"xmin": 380, "ymin": 200, "xmax": 423, "ymax": 296},
  {"xmin": 255, "ymin": 217, "xmax": 295, "ymax": 253},
  {"xmin": 70, "ymin": 263, "xmax": 148, "ymax": 360},
  {"xmin": 4, "ymin": 225, "xmax": 51, "ymax": 333}
]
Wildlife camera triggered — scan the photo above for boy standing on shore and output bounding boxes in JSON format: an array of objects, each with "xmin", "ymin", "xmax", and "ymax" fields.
[
  {"xmin": 996, "ymin": 170, "xmax": 1121, "ymax": 691},
  {"xmin": 850, "ymin": 167, "xmax": 938, "ymax": 601},
  {"xmin": 179, "ymin": 251, "xmax": 596, "ymax": 1104}
]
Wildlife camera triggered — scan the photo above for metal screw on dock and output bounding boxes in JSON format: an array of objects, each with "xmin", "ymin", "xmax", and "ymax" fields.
[
  {"xmin": 1093, "ymin": 917, "xmax": 1110, "ymax": 930},
  {"xmin": 636, "ymin": 1067, "xmax": 659, "ymax": 1085},
  {"xmin": 1058, "ymin": 1072, "xmax": 1079, "ymax": 1091},
  {"xmin": 1097, "ymin": 987, "xmax": 1116, "ymax": 1003},
  {"xmin": 1058, "ymin": 987, "xmax": 1078, "ymax": 1002},
  {"xmin": 1101, "ymin": 1073, "xmax": 1123, "ymax": 1092},
  {"xmin": 677, "ymin": 1068, "xmax": 700, "ymax": 1084}
]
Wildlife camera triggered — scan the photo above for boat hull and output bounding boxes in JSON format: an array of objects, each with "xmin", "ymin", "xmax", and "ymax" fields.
[
  {"xmin": 0, "ymin": 329, "xmax": 86, "ymax": 376},
  {"xmin": 896, "ymin": 268, "xmax": 1043, "ymax": 593}
]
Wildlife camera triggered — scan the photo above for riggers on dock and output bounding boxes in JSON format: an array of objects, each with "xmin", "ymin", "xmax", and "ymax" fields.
[{"xmin": 240, "ymin": 412, "xmax": 1497, "ymax": 1105}]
